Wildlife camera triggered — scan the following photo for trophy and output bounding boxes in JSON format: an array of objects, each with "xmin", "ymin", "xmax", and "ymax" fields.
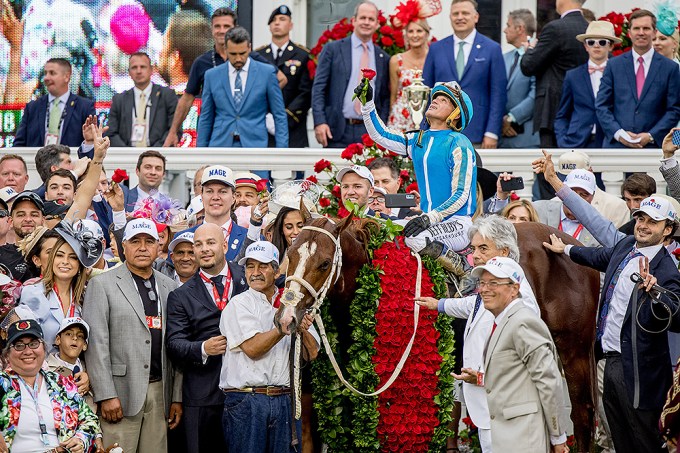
[{"xmin": 404, "ymin": 70, "xmax": 431, "ymax": 126}]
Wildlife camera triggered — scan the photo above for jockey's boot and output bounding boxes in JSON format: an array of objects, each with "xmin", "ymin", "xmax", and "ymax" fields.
[{"xmin": 419, "ymin": 240, "xmax": 471, "ymax": 278}]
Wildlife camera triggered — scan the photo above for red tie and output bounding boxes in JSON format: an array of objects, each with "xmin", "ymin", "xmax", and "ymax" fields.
[
  {"xmin": 636, "ymin": 56, "xmax": 645, "ymax": 99},
  {"xmin": 490, "ymin": 322, "xmax": 497, "ymax": 338}
]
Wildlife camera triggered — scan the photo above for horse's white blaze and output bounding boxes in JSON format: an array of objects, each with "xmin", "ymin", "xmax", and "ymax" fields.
[{"xmin": 281, "ymin": 241, "xmax": 317, "ymax": 330}]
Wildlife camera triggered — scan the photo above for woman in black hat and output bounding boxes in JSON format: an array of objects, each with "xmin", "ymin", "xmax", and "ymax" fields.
[{"xmin": 18, "ymin": 219, "xmax": 103, "ymax": 351}]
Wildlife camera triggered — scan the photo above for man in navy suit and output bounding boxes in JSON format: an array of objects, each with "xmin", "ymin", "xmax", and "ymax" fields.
[
  {"xmin": 13, "ymin": 58, "xmax": 95, "ymax": 147},
  {"xmin": 555, "ymin": 21, "xmax": 621, "ymax": 149},
  {"xmin": 311, "ymin": 1, "xmax": 390, "ymax": 148},
  {"xmin": 422, "ymin": 0, "xmax": 506, "ymax": 148},
  {"xmin": 175, "ymin": 165, "xmax": 246, "ymax": 261},
  {"xmin": 596, "ymin": 9, "xmax": 680, "ymax": 148},
  {"xmin": 166, "ymin": 222, "xmax": 247, "ymax": 453},
  {"xmin": 499, "ymin": 9, "xmax": 539, "ymax": 149},
  {"xmin": 545, "ymin": 195, "xmax": 680, "ymax": 453},
  {"xmin": 123, "ymin": 150, "xmax": 169, "ymax": 213},
  {"xmin": 197, "ymin": 26, "xmax": 287, "ymax": 149}
]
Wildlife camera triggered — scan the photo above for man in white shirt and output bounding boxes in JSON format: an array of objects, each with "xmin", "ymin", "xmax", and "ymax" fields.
[{"xmin": 220, "ymin": 241, "xmax": 319, "ymax": 452}]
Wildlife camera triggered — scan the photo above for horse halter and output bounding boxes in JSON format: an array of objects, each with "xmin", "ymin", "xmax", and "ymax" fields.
[{"xmin": 282, "ymin": 225, "xmax": 343, "ymax": 312}]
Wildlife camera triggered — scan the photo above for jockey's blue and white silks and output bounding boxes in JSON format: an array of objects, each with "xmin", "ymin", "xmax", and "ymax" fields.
[{"xmin": 361, "ymin": 100, "xmax": 477, "ymax": 224}]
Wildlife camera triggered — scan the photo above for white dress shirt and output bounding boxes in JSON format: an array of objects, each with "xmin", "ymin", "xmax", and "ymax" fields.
[
  {"xmin": 589, "ymin": 60, "xmax": 606, "ymax": 133},
  {"xmin": 559, "ymin": 207, "xmax": 584, "ymax": 239},
  {"xmin": 200, "ymin": 262, "xmax": 234, "ymax": 362},
  {"xmin": 560, "ymin": 9, "xmax": 582, "ymax": 18},
  {"xmin": 228, "ymin": 58, "xmax": 250, "ymax": 98},
  {"xmin": 614, "ymin": 48, "xmax": 654, "ymax": 142},
  {"xmin": 270, "ymin": 41, "xmax": 289, "ymax": 60},
  {"xmin": 131, "ymin": 84, "xmax": 152, "ymax": 146}
]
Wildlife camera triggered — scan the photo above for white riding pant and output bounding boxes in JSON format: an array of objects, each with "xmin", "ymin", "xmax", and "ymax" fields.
[{"xmin": 398, "ymin": 215, "xmax": 473, "ymax": 253}]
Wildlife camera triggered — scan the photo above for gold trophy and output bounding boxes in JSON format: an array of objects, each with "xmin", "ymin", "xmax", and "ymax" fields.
[{"xmin": 404, "ymin": 70, "xmax": 431, "ymax": 126}]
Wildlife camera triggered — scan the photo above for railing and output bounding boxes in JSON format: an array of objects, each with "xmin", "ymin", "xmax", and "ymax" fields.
[{"xmin": 9, "ymin": 147, "xmax": 668, "ymax": 205}]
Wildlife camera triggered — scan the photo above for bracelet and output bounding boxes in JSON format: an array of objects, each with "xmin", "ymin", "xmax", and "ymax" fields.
[{"xmin": 92, "ymin": 161, "xmax": 104, "ymax": 165}]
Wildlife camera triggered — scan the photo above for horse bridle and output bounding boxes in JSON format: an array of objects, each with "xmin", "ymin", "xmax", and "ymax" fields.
[{"xmin": 282, "ymin": 225, "xmax": 343, "ymax": 313}]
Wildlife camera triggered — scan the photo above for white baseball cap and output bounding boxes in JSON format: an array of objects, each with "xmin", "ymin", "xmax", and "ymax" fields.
[
  {"xmin": 336, "ymin": 165, "xmax": 375, "ymax": 187},
  {"xmin": 471, "ymin": 256, "xmax": 525, "ymax": 284},
  {"xmin": 186, "ymin": 195, "xmax": 204, "ymax": 218},
  {"xmin": 169, "ymin": 231, "xmax": 194, "ymax": 253},
  {"xmin": 201, "ymin": 165, "xmax": 235, "ymax": 188},
  {"xmin": 238, "ymin": 241, "xmax": 280, "ymax": 266},
  {"xmin": 633, "ymin": 195, "xmax": 679, "ymax": 222},
  {"xmin": 123, "ymin": 218, "xmax": 160, "ymax": 241},
  {"xmin": 372, "ymin": 186, "xmax": 387, "ymax": 196},
  {"xmin": 79, "ymin": 219, "xmax": 104, "ymax": 241},
  {"xmin": 564, "ymin": 169, "xmax": 596, "ymax": 195},
  {"xmin": 557, "ymin": 151, "xmax": 591, "ymax": 175},
  {"xmin": 56, "ymin": 317, "xmax": 90, "ymax": 340}
]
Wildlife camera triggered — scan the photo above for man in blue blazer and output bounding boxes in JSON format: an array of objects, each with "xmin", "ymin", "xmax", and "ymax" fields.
[
  {"xmin": 422, "ymin": 0, "xmax": 506, "ymax": 147},
  {"xmin": 197, "ymin": 27, "xmax": 287, "ymax": 148},
  {"xmin": 596, "ymin": 9, "xmax": 680, "ymax": 148},
  {"xmin": 166, "ymin": 222, "xmax": 248, "ymax": 453},
  {"xmin": 14, "ymin": 58, "xmax": 95, "ymax": 147},
  {"xmin": 499, "ymin": 9, "xmax": 539, "ymax": 149},
  {"xmin": 555, "ymin": 21, "xmax": 621, "ymax": 149},
  {"xmin": 311, "ymin": 1, "xmax": 390, "ymax": 148},
  {"xmin": 544, "ymin": 196, "xmax": 680, "ymax": 453}
]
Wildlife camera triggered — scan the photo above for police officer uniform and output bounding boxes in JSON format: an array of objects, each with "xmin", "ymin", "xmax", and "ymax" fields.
[{"xmin": 255, "ymin": 5, "xmax": 312, "ymax": 148}]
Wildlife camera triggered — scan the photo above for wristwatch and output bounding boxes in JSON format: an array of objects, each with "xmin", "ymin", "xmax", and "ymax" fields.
[{"xmin": 649, "ymin": 133, "xmax": 655, "ymax": 144}]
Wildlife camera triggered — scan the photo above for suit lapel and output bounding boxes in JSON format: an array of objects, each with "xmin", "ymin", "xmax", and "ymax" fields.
[
  {"xmin": 38, "ymin": 96, "xmax": 48, "ymax": 140},
  {"xmin": 241, "ymin": 59, "xmax": 256, "ymax": 109},
  {"xmin": 189, "ymin": 273, "xmax": 220, "ymax": 313},
  {"xmin": 48, "ymin": 291, "xmax": 64, "ymax": 324},
  {"xmin": 148, "ymin": 84, "xmax": 158, "ymax": 128},
  {"xmin": 228, "ymin": 262, "xmax": 248, "ymax": 294},
  {"xmin": 638, "ymin": 54, "xmax": 661, "ymax": 103},
  {"xmin": 444, "ymin": 36, "xmax": 459, "ymax": 82},
  {"xmin": 223, "ymin": 64, "xmax": 236, "ymax": 110},
  {"xmin": 375, "ymin": 47, "xmax": 386, "ymax": 95},
  {"xmin": 484, "ymin": 302, "xmax": 524, "ymax": 370},
  {"xmin": 579, "ymin": 65, "xmax": 595, "ymax": 103},
  {"xmin": 116, "ymin": 268, "xmax": 148, "ymax": 328},
  {"xmin": 341, "ymin": 38, "xmax": 352, "ymax": 86},
  {"xmin": 622, "ymin": 53, "xmax": 638, "ymax": 102},
  {"xmin": 60, "ymin": 94, "xmax": 77, "ymax": 140},
  {"xmin": 461, "ymin": 34, "xmax": 482, "ymax": 82}
]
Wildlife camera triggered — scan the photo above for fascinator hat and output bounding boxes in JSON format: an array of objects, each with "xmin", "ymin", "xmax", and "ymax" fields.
[
  {"xmin": 54, "ymin": 219, "xmax": 104, "ymax": 268},
  {"xmin": 655, "ymin": 1, "xmax": 680, "ymax": 38},
  {"xmin": 269, "ymin": 180, "xmax": 322, "ymax": 216}
]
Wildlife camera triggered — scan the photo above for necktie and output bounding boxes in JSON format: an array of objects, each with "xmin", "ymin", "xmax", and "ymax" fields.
[
  {"xmin": 354, "ymin": 42, "xmax": 370, "ymax": 115},
  {"xmin": 635, "ymin": 56, "xmax": 645, "ymax": 99},
  {"xmin": 508, "ymin": 50, "xmax": 520, "ymax": 79},
  {"xmin": 135, "ymin": 92, "xmax": 147, "ymax": 147},
  {"xmin": 596, "ymin": 249, "xmax": 643, "ymax": 341},
  {"xmin": 276, "ymin": 48, "xmax": 283, "ymax": 65},
  {"xmin": 588, "ymin": 65, "xmax": 604, "ymax": 74},
  {"xmin": 234, "ymin": 70, "xmax": 243, "ymax": 108},
  {"xmin": 211, "ymin": 275, "xmax": 225, "ymax": 297},
  {"xmin": 48, "ymin": 98, "xmax": 61, "ymax": 135},
  {"xmin": 456, "ymin": 41, "xmax": 466, "ymax": 80},
  {"xmin": 482, "ymin": 321, "xmax": 497, "ymax": 362}
]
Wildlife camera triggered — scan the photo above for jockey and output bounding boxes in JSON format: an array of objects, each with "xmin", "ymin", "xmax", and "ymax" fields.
[{"xmin": 357, "ymin": 80, "xmax": 478, "ymax": 277}]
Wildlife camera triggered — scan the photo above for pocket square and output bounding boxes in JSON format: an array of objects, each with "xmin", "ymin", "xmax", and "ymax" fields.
[{"xmin": 474, "ymin": 57, "xmax": 486, "ymax": 62}]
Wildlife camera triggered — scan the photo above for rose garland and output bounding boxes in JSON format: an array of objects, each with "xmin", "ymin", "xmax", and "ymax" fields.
[{"xmin": 311, "ymin": 224, "xmax": 453, "ymax": 452}]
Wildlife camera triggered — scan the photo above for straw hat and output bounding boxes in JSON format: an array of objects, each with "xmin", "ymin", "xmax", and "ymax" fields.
[{"xmin": 576, "ymin": 20, "xmax": 622, "ymax": 44}]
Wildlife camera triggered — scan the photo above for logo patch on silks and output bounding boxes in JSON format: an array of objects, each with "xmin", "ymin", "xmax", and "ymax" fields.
[{"xmin": 17, "ymin": 320, "xmax": 31, "ymax": 330}]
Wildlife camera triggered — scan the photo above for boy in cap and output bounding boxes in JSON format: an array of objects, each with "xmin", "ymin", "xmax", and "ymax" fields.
[{"xmin": 357, "ymin": 79, "xmax": 478, "ymax": 277}]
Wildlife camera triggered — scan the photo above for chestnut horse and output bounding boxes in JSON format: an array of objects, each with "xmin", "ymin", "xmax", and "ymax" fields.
[{"xmin": 276, "ymin": 214, "xmax": 599, "ymax": 452}]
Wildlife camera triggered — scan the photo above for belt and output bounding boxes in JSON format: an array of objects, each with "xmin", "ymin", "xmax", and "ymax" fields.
[
  {"xmin": 222, "ymin": 386, "xmax": 291, "ymax": 396},
  {"xmin": 346, "ymin": 118, "xmax": 363, "ymax": 125},
  {"xmin": 602, "ymin": 351, "xmax": 621, "ymax": 358}
]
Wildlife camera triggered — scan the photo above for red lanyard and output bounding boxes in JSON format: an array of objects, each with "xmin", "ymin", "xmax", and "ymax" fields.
[
  {"xmin": 52, "ymin": 285, "xmax": 76, "ymax": 317},
  {"xmin": 200, "ymin": 269, "xmax": 232, "ymax": 310},
  {"xmin": 558, "ymin": 220, "xmax": 583, "ymax": 239},
  {"xmin": 223, "ymin": 221, "xmax": 233, "ymax": 240}
]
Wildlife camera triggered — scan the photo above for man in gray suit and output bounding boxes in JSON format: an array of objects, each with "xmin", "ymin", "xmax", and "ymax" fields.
[
  {"xmin": 499, "ymin": 9, "xmax": 539, "ymax": 149},
  {"xmin": 83, "ymin": 218, "xmax": 182, "ymax": 453},
  {"xmin": 475, "ymin": 257, "xmax": 568, "ymax": 453}
]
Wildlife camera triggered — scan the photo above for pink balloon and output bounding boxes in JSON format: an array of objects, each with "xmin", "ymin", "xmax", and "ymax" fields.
[{"xmin": 110, "ymin": 4, "xmax": 150, "ymax": 54}]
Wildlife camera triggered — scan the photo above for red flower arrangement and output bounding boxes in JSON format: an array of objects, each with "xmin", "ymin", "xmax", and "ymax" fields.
[
  {"xmin": 362, "ymin": 133, "xmax": 375, "ymax": 147},
  {"xmin": 406, "ymin": 181, "xmax": 419, "ymax": 194},
  {"xmin": 599, "ymin": 8, "xmax": 640, "ymax": 56}
]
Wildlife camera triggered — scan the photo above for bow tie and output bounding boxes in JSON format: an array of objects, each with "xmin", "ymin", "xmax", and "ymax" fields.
[{"xmin": 588, "ymin": 66, "xmax": 604, "ymax": 74}]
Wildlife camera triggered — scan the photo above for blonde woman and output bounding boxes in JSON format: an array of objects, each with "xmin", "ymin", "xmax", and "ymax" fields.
[{"xmin": 501, "ymin": 199, "xmax": 540, "ymax": 223}]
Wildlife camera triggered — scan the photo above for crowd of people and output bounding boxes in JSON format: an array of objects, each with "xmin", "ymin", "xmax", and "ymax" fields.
[{"xmin": 2, "ymin": 0, "xmax": 680, "ymax": 453}]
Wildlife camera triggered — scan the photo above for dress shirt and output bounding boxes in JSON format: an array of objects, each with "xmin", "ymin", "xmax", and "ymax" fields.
[
  {"xmin": 560, "ymin": 9, "xmax": 582, "ymax": 18},
  {"xmin": 452, "ymin": 29, "xmax": 477, "ymax": 69},
  {"xmin": 131, "ymin": 84, "xmax": 152, "ymax": 146},
  {"xmin": 200, "ymin": 262, "xmax": 234, "ymax": 362},
  {"xmin": 559, "ymin": 207, "xmax": 583, "ymax": 239},
  {"xmin": 228, "ymin": 58, "xmax": 250, "ymax": 98},
  {"xmin": 45, "ymin": 91, "xmax": 70, "ymax": 141},
  {"xmin": 614, "ymin": 48, "xmax": 654, "ymax": 142},
  {"xmin": 589, "ymin": 60, "xmax": 606, "ymax": 133},
  {"xmin": 661, "ymin": 156, "xmax": 678, "ymax": 171},
  {"xmin": 270, "ymin": 41, "xmax": 290, "ymax": 60},
  {"xmin": 342, "ymin": 33, "xmax": 377, "ymax": 120}
]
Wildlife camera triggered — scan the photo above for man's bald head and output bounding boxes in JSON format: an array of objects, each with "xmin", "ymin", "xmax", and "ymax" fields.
[{"xmin": 193, "ymin": 223, "xmax": 228, "ymax": 273}]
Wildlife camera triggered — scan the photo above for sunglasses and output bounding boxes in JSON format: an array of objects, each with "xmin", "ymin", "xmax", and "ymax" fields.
[
  {"xmin": 586, "ymin": 39, "xmax": 610, "ymax": 47},
  {"xmin": 143, "ymin": 279, "xmax": 157, "ymax": 302},
  {"xmin": 0, "ymin": 210, "xmax": 8, "ymax": 218},
  {"xmin": 11, "ymin": 339, "xmax": 43, "ymax": 351},
  {"xmin": 368, "ymin": 196, "xmax": 386, "ymax": 204}
]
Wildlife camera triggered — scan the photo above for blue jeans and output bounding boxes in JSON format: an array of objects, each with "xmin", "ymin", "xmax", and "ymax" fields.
[{"xmin": 222, "ymin": 391, "xmax": 302, "ymax": 452}]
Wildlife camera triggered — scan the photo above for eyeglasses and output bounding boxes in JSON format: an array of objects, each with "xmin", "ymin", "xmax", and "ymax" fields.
[
  {"xmin": 476, "ymin": 280, "xmax": 515, "ymax": 290},
  {"xmin": 0, "ymin": 210, "xmax": 8, "ymax": 218},
  {"xmin": 11, "ymin": 339, "xmax": 42, "ymax": 351},
  {"xmin": 143, "ymin": 279, "xmax": 157, "ymax": 301},
  {"xmin": 585, "ymin": 39, "xmax": 610, "ymax": 47},
  {"xmin": 368, "ymin": 196, "xmax": 386, "ymax": 204}
]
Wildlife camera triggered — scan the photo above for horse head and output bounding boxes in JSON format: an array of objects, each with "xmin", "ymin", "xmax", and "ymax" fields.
[{"xmin": 274, "ymin": 202, "xmax": 372, "ymax": 335}]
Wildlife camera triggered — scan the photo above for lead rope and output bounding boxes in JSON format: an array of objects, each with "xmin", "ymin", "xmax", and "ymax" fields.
[{"xmin": 313, "ymin": 250, "xmax": 423, "ymax": 397}]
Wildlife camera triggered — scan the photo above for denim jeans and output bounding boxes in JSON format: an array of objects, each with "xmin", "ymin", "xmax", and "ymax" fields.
[{"xmin": 222, "ymin": 391, "xmax": 302, "ymax": 452}]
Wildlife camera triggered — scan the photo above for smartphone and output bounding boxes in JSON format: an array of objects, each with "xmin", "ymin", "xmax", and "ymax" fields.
[
  {"xmin": 385, "ymin": 193, "xmax": 417, "ymax": 208},
  {"xmin": 9, "ymin": 0, "xmax": 23, "ymax": 20},
  {"xmin": 500, "ymin": 176, "xmax": 524, "ymax": 192},
  {"xmin": 672, "ymin": 130, "xmax": 680, "ymax": 147}
]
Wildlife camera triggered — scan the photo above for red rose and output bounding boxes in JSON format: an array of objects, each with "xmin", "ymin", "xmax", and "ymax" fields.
[
  {"xmin": 255, "ymin": 179, "xmax": 269, "ymax": 193},
  {"xmin": 365, "ymin": 157, "xmax": 376, "ymax": 166},
  {"xmin": 341, "ymin": 146, "xmax": 355, "ymax": 160},
  {"xmin": 361, "ymin": 68, "xmax": 377, "ymax": 80},
  {"xmin": 306, "ymin": 175, "xmax": 318, "ymax": 184},
  {"xmin": 379, "ymin": 25, "xmax": 392, "ymax": 35},
  {"xmin": 313, "ymin": 159, "xmax": 332, "ymax": 173},
  {"xmin": 337, "ymin": 206, "xmax": 350, "ymax": 218},
  {"xmin": 381, "ymin": 36, "xmax": 394, "ymax": 46},
  {"xmin": 406, "ymin": 181, "xmax": 419, "ymax": 193},
  {"xmin": 319, "ymin": 197, "xmax": 331, "ymax": 207},
  {"xmin": 361, "ymin": 133, "xmax": 374, "ymax": 147},
  {"xmin": 111, "ymin": 168, "xmax": 129, "ymax": 183},
  {"xmin": 400, "ymin": 170, "xmax": 410, "ymax": 180},
  {"xmin": 672, "ymin": 248, "xmax": 680, "ymax": 258},
  {"xmin": 331, "ymin": 185, "xmax": 341, "ymax": 198},
  {"xmin": 307, "ymin": 60, "xmax": 316, "ymax": 79},
  {"xmin": 351, "ymin": 142, "xmax": 365, "ymax": 156}
]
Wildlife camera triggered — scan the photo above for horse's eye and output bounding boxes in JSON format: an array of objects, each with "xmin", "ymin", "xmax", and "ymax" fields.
[{"xmin": 318, "ymin": 260, "xmax": 331, "ymax": 271}]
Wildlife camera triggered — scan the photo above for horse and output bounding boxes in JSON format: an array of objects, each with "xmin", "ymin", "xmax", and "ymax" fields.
[
  {"xmin": 275, "ymin": 209, "xmax": 599, "ymax": 452},
  {"xmin": 515, "ymin": 222, "xmax": 599, "ymax": 452}
]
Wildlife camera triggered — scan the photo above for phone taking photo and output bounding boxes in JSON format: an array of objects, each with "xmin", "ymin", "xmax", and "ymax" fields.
[
  {"xmin": 672, "ymin": 130, "xmax": 680, "ymax": 147},
  {"xmin": 500, "ymin": 176, "xmax": 524, "ymax": 192}
]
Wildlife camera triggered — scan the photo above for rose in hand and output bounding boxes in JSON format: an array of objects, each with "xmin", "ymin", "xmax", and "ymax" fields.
[{"xmin": 352, "ymin": 68, "xmax": 375, "ymax": 106}]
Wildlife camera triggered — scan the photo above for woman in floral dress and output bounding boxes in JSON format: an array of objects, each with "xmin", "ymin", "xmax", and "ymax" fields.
[{"xmin": 387, "ymin": 19, "xmax": 431, "ymax": 132}]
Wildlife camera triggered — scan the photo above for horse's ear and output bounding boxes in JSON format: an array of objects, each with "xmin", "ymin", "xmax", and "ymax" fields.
[
  {"xmin": 333, "ymin": 212, "xmax": 354, "ymax": 237},
  {"xmin": 299, "ymin": 197, "xmax": 312, "ymax": 224}
]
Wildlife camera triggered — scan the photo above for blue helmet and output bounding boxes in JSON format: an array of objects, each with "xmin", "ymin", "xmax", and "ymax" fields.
[{"xmin": 429, "ymin": 81, "xmax": 474, "ymax": 132}]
